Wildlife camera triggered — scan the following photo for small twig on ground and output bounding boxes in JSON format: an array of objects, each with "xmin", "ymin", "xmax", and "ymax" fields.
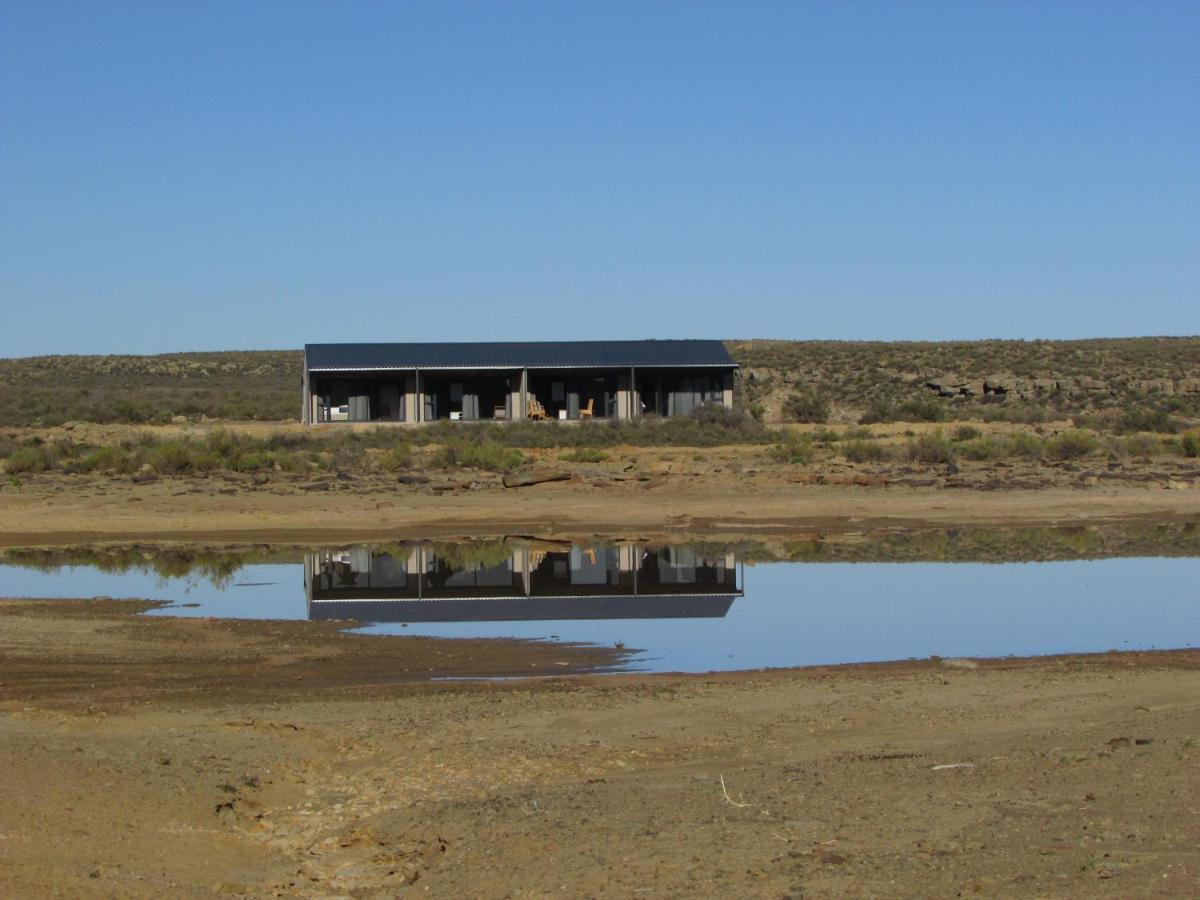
[{"xmin": 719, "ymin": 773, "xmax": 750, "ymax": 808}]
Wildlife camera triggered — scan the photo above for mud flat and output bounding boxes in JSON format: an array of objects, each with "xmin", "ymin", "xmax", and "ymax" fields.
[{"xmin": 1, "ymin": 597, "xmax": 1198, "ymax": 897}]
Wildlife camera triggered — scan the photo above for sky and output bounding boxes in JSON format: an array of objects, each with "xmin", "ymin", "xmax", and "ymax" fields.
[{"xmin": 1, "ymin": 0, "xmax": 1197, "ymax": 357}]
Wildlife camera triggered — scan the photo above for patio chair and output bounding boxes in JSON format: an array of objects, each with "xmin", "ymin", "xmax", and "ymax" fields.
[
  {"xmin": 579, "ymin": 398, "xmax": 595, "ymax": 419},
  {"xmin": 528, "ymin": 397, "xmax": 547, "ymax": 420}
]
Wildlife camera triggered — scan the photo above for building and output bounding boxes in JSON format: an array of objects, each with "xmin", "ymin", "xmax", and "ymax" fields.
[
  {"xmin": 302, "ymin": 340, "xmax": 738, "ymax": 424},
  {"xmin": 305, "ymin": 543, "xmax": 743, "ymax": 623}
]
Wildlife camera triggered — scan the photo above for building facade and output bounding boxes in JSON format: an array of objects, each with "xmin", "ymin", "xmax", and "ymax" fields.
[{"xmin": 302, "ymin": 340, "xmax": 738, "ymax": 424}]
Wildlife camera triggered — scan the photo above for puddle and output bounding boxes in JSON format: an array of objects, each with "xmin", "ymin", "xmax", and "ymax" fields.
[{"xmin": 2, "ymin": 537, "xmax": 1197, "ymax": 673}]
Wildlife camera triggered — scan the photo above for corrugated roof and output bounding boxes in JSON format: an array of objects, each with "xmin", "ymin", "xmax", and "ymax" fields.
[{"xmin": 304, "ymin": 340, "xmax": 737, "ymax": 371}]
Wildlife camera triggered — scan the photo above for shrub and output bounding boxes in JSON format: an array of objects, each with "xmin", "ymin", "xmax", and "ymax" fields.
[
  {"xmin": 1182, "ymin": 431, "xmax": 1200, "ymax": 458},
  {"xmin": 772, "ymin": 431, "xmax": 813, "ymax": 464},
  {"xmin": 1045, "ymin": 429, "xmax": 1098, "ymax": 460},
  {"xmin": 4, "ymin": 446, "xmax": 51, "ymax": 474},
  {"xmin": 435, "ymin": 440, "xmax": 523, "ymax": 471},
  {"xmin": 148, "ymin": 441, "xmax": 194, "ymax": 475},
  {"xmin": 232, "ymin": 451, "xmax": 271, "ymax": 472},
  {"xmin": 841, "ymin": 426, "xmax": 874, "ymax": 441},
  {"xmin": 1122, "ymin": 434, "xmax": 1161, "ymax": 459},
  {"xmin": 897, "ymin": 398, "xmax": 949, "ymax": 423},
  {"xmin": 858, "ymin": 400, "xmax": 895, "ymax": 425},
  {"xmin": 1118, "ymin": 407, "xmax": 1178, "ymax": 434},
  {"xmin": 952, "ymin": 425, "xmax": 982, "ymax": 442},
  {"xmin": 782, "ymin": 391, "xmax": 830, "ymax": 424},
  {"xmin": 906, "ymin": 431, "xmax": 957, "ymax": 464},
  {"xmin": 843, "ymin": 439, "xmax": 889, "ymax": 463},
  {"xmin": 381, "ymin": 444, "xmax": 414, "ymax": 470},
  {"xmin": 958, "ymin": 436, "xmax": 1007, "ymax": 461},
  {"xmin": 1008, "ymin": 432, "xmax": 1044, "ymax": 459}
]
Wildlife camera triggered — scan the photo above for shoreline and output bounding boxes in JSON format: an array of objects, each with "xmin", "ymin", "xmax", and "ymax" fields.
[{"xmin": 3, "ymin": 595, "xmax": 1198, "ymax": 896}]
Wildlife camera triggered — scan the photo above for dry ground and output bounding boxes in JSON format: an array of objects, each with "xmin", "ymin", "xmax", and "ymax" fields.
[
  {"xmin": 1, "ymin": 599, "xmax": 1198, "ymax": 898},
  {"xmin": 2, "ymin": 420, "xmax": 1199, "ymax": 546}
]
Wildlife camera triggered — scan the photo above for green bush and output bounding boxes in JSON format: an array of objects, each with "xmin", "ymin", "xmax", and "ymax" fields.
[
  {"xmin": 1122, "ymin": 434, "xmax": 1161, "ymax": 459},
  {"xmin": 952, "ymin": 425, "xmax": 982, "ymax": 442},
  {"xmin": 957, "ymin": 436, "xmax": 1007, "ymax": 461},
  {"xmin": 1118, "ymin": 407, "xmax": 1178, "ymax": 434},
  {"xmin": 1045, "ymin": 429, "xmax": 1098, "ymax": 460},
  {"xmin": 782, "ymin": 391, "xmax": 830, "ymax": 424},
  {"xmin": 843, "ymin": 439, "xmax": 888, "ymax": 463},
  {"xmin": 858, "ymin": 400, "xmax": 895, "ymax": 425},
  {"xmin": 897, "ymin": 399, "xmax": 949, "ymax": 423},
  {"xmin": 148, "ymin": 441, "xmax": 194, "ymax": 475},
  {"xmin": 435, "ymin": 440, "xmax": 523, "ymax": 471},
  {"xmin": 381, "ymin": 444, "xmax": 414, "ymax": 470},
  {"xmin": 1008, "ymin": 432, "xmax": 1044, "ymax": 459},
  {"xmin": 906, "ymin": 431, "xmax": 957, "ymax": 464},
  {"xmin": 5, "ymin": 446, "xmax": 51, "ymax": 474},
  {"xmin": 773, "ymin": 431, "xmax": 813, "ymax": 464},
  {"xmin": 1182, "ymin": 431, "xmax": 1200, "ymax": 458}
]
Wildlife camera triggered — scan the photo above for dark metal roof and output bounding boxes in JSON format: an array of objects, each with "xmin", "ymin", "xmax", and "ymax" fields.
[
  {"xmin": 304, "ymin": 340, "xmax": 737, "ymax": 371},
  {"xmin": 307, "ymin": 593, "xmax": 737, "ymax": 622}
]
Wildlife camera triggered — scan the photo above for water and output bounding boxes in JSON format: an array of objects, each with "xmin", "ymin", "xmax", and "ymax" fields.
[{"xmin": 2, "ymin": 540, "xmax": 1197, "ymax": 673}]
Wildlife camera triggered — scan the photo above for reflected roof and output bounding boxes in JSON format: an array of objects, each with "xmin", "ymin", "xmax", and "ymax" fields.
[{"xmin": 307, "ymin": 594, "xmax": 737, "ymax": 622}]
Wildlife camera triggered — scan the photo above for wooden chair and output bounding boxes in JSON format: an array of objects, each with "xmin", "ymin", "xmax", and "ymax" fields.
[
  {"xmin": 579, "ymin": 398, "xmax": 595, "ymax": 419},
  {"xmin": 527, "ymin": 397, "xmax": 547, "ymax": 420}
]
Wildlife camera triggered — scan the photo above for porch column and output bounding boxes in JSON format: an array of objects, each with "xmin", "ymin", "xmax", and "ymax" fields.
[
  {"xmin": 301, "ymin": 365, "xmax": 310, "ymax": 425},
  {"xmin": 518, "ymin": 369, "xmax": 528, "ymax": 421},
  {"xmin": 630, "ymin": 366, "xmax": 637, "ymax": 418},
  {"xmin": 415, "ymin": 370, "xmax": 421, "ymax": 423}
]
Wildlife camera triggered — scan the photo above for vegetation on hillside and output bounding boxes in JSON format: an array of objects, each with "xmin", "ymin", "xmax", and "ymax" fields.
[{"xmin": 2, "ymin": 337, "xmax": 1199, "ymax": 427}]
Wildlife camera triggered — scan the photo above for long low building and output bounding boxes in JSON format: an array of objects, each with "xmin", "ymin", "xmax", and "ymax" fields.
[{"xmin": 302, "ymin": 339, "xmax": 738, "ymax": 424}]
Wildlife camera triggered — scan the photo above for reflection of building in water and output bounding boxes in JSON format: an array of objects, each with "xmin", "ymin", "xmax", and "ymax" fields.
[{"xmin": 305, "ymin": 545, "xmax": 741, "ymax": 622}]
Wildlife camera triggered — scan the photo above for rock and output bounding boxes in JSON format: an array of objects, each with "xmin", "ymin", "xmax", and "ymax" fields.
[
  {"xmin": 171, "ymin": 415, "xmax": 189, "ymax": 424},
  {"xmin": 61, "ymin": 420, "xmax": 79, "ymax": 431},
  {"xmin": 301, "ymin": 481, "xmax": 331, "ymax": 492},
  {"xmin": 941, "ymin": 657, "xmax": 979, "ymax": 670},
  {"xmin": 130, "ymin": 472, "xmax": 157, "ymax": 484},
  {"xmin": 502, "ymin": 471, "xmax": 572, "ymax": 488},
  {"xmin": 251, "ymin": 473, "xmax": 269, "ymax": 486},
  {"xmin": 396, "ymin": 474, "xmax": 431, "ymax": 485}
]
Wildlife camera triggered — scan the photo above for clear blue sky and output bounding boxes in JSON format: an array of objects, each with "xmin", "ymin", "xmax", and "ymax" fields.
[{"xmin": 2, "ymin": 1, "xmax": 1197, "ymax": 357}]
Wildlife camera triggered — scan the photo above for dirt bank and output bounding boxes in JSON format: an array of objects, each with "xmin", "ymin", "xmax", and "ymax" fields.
[
  {"xmin": 1, "ymin": 599, "xmax": 1197, "ymax": 897},
  {"xmin": 2, "ymin": 461, "xmax": 1199, "ymax": 547}
]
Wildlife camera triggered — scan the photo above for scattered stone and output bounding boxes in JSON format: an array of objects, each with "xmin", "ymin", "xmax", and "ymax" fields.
[
  {"xmin": 502, "ymin": 471, "xmax": 572, "ymax": 488},
  {"xmin": 302, "ymin": 482, "xmax": 331, "ymax": 492},
  {"xmin": 396, "ymin": 474, "xmax": 431, "ymax": 485}
]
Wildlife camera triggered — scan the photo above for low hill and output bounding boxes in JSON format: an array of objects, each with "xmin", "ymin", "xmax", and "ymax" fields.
[
  {"xmin": 731, "ymin": 337, "xmax": 1200, "ymax": 424},
  {"xmin": 0, "ymin": 350, "xmax": 302, "ymax": 426},
  {"xmin": 1, "ymin": 338, "xmax": 1197, "ymax": 427}
]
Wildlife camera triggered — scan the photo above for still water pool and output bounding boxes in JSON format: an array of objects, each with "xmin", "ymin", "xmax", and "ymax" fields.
[{"xmin": 3, "ymin": 541, "xmax": 1197, "ymax": 673}]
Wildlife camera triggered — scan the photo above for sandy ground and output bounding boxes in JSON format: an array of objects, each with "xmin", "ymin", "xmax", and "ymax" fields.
[{"xmin": 1, "ymin": 598, "xmax": 1198, "ymax": 898}]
